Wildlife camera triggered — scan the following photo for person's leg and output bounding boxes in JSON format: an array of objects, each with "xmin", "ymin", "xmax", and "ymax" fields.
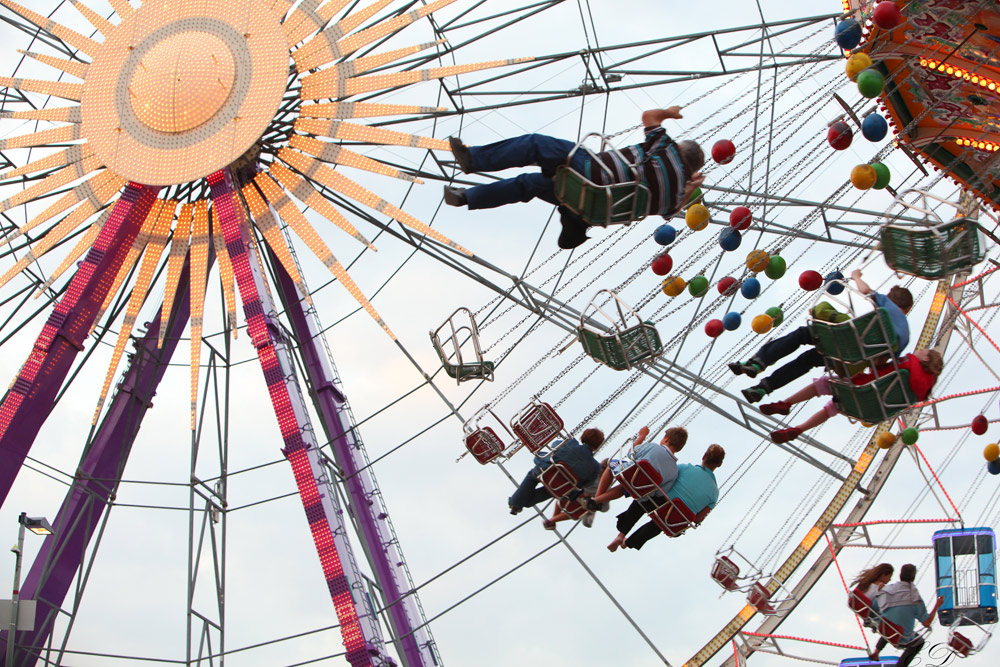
[
  {"xmin": 760, "ymin": 349, "xmax": 825, "ymax": 394},
  {"xmin": 466, "ymin": 173, "xmax": 556, "ymax": 210},
  {"xmin": 593, "ymin": 485, "xmax": 626, "ymax": 505},
  {"xmin": 754, "ymin": 326, "xmax": 813, "ymax": 368},
  {"xmin": 467, "ymin": 134, "xmax": 576, "ymax": 174},
  {"xmin": 623, "ymin": 521, "xmax": 661, "ymax": 550},
  {"xmin": 870, "ymin": 636, "xmax": 887, "ymax": 660},
  {"xmin": 896, "ymin": 637, "xmax": 925, "ymax": 667},
  {"xmin": 770, "ymin": 404, "xmax": 833, "ymax": 443},
  {"xmin": 615, "ymin": 500, "xmax": 647, "ymax": 535},
  {"xmin": 508, "ymin": 467, "xmax": 545, "ymax": 511}
]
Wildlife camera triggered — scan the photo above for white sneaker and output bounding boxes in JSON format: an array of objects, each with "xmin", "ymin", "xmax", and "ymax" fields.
[{"xmin": 582, "ymin": 511, "xmax": 596, "ymax": 528}]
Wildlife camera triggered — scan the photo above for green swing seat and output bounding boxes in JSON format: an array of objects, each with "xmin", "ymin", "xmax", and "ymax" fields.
[
  {"xmin": 577, "ymin": 321, "xmax": 663, "ymax": 371},
  {"xmin": 553, "ymin": 165, "xmax": 650, "ymax": 227},
  {"xmin": 880, "ymin": 218, "xmax": 984, "ymax": 279},
  {"xmin": 808, "ymin": 308, "xmax": 898, "ymax": 377},
  {"xmin": 830, "ymin": 368, "xmax": 918, "ymax": 423},
  {"xmin": 431, "ymin": 338, "xmax": 494, "ymax": 381}
]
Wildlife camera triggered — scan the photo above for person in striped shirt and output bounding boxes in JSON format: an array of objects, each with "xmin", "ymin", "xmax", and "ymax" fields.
[{"xmin": 443, "ymin": 107, "xmax": 705, "ymax": 249}]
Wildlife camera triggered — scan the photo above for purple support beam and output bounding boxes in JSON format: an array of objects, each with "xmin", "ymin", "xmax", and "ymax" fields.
[
  {"xmin": 0, "ymin": 184, "xmax": 161, "ymax": 505},
  {"xmin": 270, "ymin": 255, "xmax": 438, "ymax": 666},
  {"xmin": 1, "ymin": 256, "xmax": 195, "ymax": 667}
]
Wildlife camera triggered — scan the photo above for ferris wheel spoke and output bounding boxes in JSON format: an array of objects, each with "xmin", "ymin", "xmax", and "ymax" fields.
[{"xmin": 12, "ymin": 252, "xmax": 196, "ymax": 663}]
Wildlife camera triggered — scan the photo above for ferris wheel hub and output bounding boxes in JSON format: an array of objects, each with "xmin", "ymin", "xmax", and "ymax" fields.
[{"xmin": 129, "ymin": 32, "xmax": 236, "ymax": 135}]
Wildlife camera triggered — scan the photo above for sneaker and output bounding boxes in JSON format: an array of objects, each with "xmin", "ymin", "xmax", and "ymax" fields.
[
  {"xmin": 557, "ymin": 212, "xmax": 589, "ymax": 249},
  {"xmin": 443, "ymin": 185, "xmax": 467, "ymax": 207},
  {"xmin": 742, "ymin": 385, "xmax": 767, "ymax": 403},
  {"xmin": 760, "ymin": 400, "xmax": 791, "ymax": 416},
  {"xmin": 770, "ymin": 427, "xmax": 802, "ymax": 444},
  {"xmin": 729, "ymin": 360, "xmax": 763, "ymax": 378},
  {"xmin": 585, "ymin": 498, "xmax": 599, "ymax": 512},
  {"xmin": 542, "ymin": 518, "xmax": 556, "ymax": 530},
  {"xmin": 449, "ymin": 137, "xmax": 473, "ymax": 173},
  {"xmin": 597, "ymin": 501, "xmax": 610, "ymax": 513},
  {"xmin": 509, "ymin": 504, "xmax": 522, "ymax": 515},
  {"xmin": 582, "ymin": 511, "xmax": 596, "ymax": 528}
]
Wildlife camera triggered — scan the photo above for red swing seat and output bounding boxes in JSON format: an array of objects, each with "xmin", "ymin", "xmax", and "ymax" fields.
[
  {"xmin": 711, "ymin": 556, "xmax": 741, "ymax": 591},
  {"xmin": 949, "ymin": 631, "xmax": 973, "ymax": 657},
  {"xmin": 539, "ymin": 461, "xmax": 580, "ymax": 500},
  {"xmin": 748, "ymin": 582, "xmax": 777, "ymax": 614},
  {"xmin": 877, "ymin": 617, "xmax": 905, "ymax": 647},
  {"xmin": 615, "ymin": 459, "xmax": 663, "ymax": 499},
  {"xmin": 511, "ymin": 402, "xmax": 564, "ymax": 454},
  {"xmin": 848, "ymin": 587, "xmax": 875, "ymax": 618},
  {"xmin": 464, "ymin": 427, "xmax": 505, "ymax": 464},
  {"xmin": 556, "ymin": 497, "xmax": 588, "ymax": 519},
  {"xmin": 649, "ymin": 497, "xmax": 696, "ymax": 537}
]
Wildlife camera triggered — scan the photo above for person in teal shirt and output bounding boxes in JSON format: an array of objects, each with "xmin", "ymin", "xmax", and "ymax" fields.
[
  {"xmin": 870, "ymin": 563, "xmax": 944, "ymax": 666},
  {"xmin": 608, "ymin": 444, "xmax": 724, "ymax": 551}
]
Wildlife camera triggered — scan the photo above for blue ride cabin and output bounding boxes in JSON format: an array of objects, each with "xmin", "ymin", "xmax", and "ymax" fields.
[{"xmin": 933, "ymin": 527, "xmax": 998, "ymax": 626}]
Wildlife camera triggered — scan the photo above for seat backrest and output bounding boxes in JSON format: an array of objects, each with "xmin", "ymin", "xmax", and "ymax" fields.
[
  {"xmin": 881, "ymin": 219, "xmax": 984, "ymax": 279},
  {"xmin": 711, "ymin": 556, "xmax": 740, "ymax": 591},
  {"xmin": 809, "ymin": 309, "xmax": 898, "ymax": 365},
  {"xmin": 617, "ymin": 459, "xmax": 663, "ymax": 499},
  {"xmin": 464, "ymin": 427, "xmax": 504, "ymax": 465},
  {"xmin": 511, "ymin": 402, "xmax": 564, "ymax": 453},
  {"xmin": 557, "ymin": 497, "xmax": 588, "ymax": 520},
  {"xmin": 877, "ymin": 617, "xmax": 904, "ymax": 647},
  {"xmin": 949, "ymin": 631, "xmax": 973, "ymax": 657},
  {"xmin": 848, "ymin": 588, "xmax": 873, "ymax": 618},
  {"xmin": 748, "ymin": 582, "xmax": 774, "ymax": 614},
  {"xmin": 650, "ymin": 497, "xmax": 696, "ymax": 537},
  {"xmin": 539, "ymin": 461, "xmax": 580, "ymax": 499},
  {"xmin": 831, "ymin": 369, "xmax": 916, "ymax": 423}
]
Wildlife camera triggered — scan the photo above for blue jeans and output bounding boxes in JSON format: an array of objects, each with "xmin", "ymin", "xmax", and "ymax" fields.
[
  {"xmin": 509, "ymin": 465, "xmax": 553, "ymax": 510},
  {"xmin": 753, "ymin": 326, "xmax": 824, "ymax": 393},
  {"xmin": 465, "ymin": 134, "xmax": 591, "ymax": 210}
]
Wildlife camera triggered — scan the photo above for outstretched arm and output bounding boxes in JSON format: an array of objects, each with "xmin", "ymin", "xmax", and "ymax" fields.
[
  {"xmin": 642, "ymin": 106, "xmax": 683, "ymax": 126},
  {"xmin": 631, "ymin": 426, "xmax": 651, "ymax": 449},
  {"xmin": 922, "ymin": 595, "xmax": 945, "ymax": 627},
  {"xmin": 851, "ymin": 269, "xmax": 874, "ymax": 295}
]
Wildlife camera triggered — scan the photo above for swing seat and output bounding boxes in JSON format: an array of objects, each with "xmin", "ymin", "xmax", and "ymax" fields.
[
  {"xmin": 830, "ymin": 369, "xmax": 917, "ymax": 423},
  {"xmin": 809, "ymin": 308, "xmax": 899, "ymax": 375},
  {"xmin": 442, "ymin": 359, "xmax": 495, "ymax": 381},
  {"xmin": 848, "ymin": 588, "xmax": 875, "ymax": 618},
  {"xmin": 881, "ymin": 218, "xmax": 984, "ymax": 279},
  {"xmin": 556, "ymin": 497, "xmax": 589, "ymax": 520},
  {"xmin": 711, "ymin": 556, "xmax": 741, "ymax": 591},
  {"xmin": 615, "ymin": 459, "xmax": 664, "ymax": 500},
  {"xmin": 539, "ymin": 461, "xmax": 580, "ymax": 500},
  {"xmin": 553, "ymin": 165, "xmax": 650, "ymax": 227},
  {"xmin": 748, "ymin": 582, "xmax": 778, "ymax": 614},
  {"xmin": 649, "ymin": 497, "xmax": 696, "ymax": 537},
  {"xmin": 464, "ymin": 427, "xmax": 505, "ymax": 465},
  {"xmin": 949, "ymin": 631, "xmax": 974, "ymax": 657},
  {"xmin": 877, "ymin": 617, "xmax": 905, "ymax": 647},
  {"xmin": 578, "ymin": 321, "xmax": 663, "ymax": 371},
  {"xmin": 511, "ymin": 402, "xmax": 564, "ymax": 454}
]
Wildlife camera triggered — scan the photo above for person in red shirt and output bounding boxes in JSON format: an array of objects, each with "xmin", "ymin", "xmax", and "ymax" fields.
[{"xmin": 763, "ymin": 349, "xmax": 943, "ymax": 443}]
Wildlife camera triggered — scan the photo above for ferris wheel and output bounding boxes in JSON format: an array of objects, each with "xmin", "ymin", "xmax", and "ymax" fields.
[{"xmin": 0, "ymin": 1, "xmax": 998, "ymax": 667}]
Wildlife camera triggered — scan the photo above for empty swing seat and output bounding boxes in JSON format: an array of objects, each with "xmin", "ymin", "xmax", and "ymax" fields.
[
  {"xmin": 442, "ymin": 359, "xmax": 495, "ymax": 381},
  {"xmin": 809, "ymin": 308, "xmax": 899, "ymax": 375},
  {"xmin": 711, "ymin": 556, "xmax": 741, "ymax": 591},
  {"xmin": 748, "ymin": 582, "xmax": 777, "ymax": 614},
  {"xmin": 553, "ymin": 165, "xmax": 651, "ymax": 227},
  {"xmin": 539, "ymin": 461, "xmax": 580, "ymax": 500},
  {"xmin": 830, "ymin": 369, "xmax": 918, "ymax": 424},
  {"xmin": 881, "ymin": 218, "xmax": 984, "ymax": 279},
  {"xmin": 616, "ymin": 459, "xmax": 664, "ymax": 500},
  {"xmin": 649, "ymin": 498, "xmax": 696, "ymax": 537},
  {"xmin": 465, "ymin": 427, "xmax": 505, "ymax": 465},
  {"xmin": 511, "ymin": 402, "xmax": 564, "ymax": 454},
  {"xmin": 949, "ymin": 631, "xmax": 974, "ymax": 657},
  {"xmin": 578, "ymin": 321, "xmax": 663, "ymax": 371}
]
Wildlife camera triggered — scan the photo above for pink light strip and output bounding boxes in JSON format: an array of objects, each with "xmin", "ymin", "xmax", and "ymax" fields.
[
  {"xmin": 824, "ymin": 534, "xmax": 870, "ymax": 651},
  {"xmin": 207, "ymin": 170, "xmax": 373, "ymax": 667},
  {"xmin": 740, "ymin": 631, "xmax": 866, "ymax": 651}
]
